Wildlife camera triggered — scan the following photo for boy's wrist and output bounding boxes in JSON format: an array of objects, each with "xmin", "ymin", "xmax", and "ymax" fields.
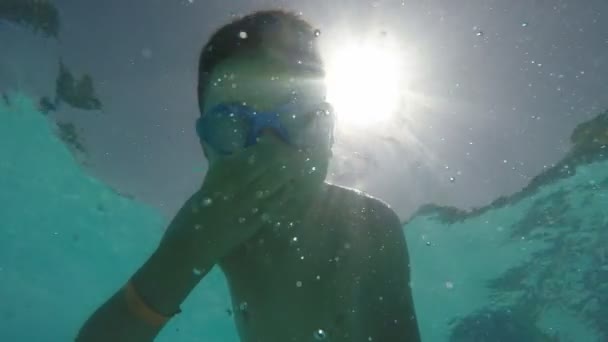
[
  {"xmin": 130, "ymin": 244, "xmax": 208, "ymax": 317},
  {"xmin": 123, "ymin": 280, "xmax": 179, "ymax": 326}
]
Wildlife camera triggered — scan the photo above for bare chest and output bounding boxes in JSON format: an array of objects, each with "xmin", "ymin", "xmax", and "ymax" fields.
[{"xmin": 219, "ymin": 210, "xmax": 370, "ymax": 341}]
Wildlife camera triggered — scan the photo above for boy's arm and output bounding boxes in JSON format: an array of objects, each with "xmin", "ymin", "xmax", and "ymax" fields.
[
  {"xmin": 358, "ymin": 202, "xmax": 421, "ymax": 342},
  {"xmin": 76, "ymin": 193, "xmax": 215, "ymax": 342}
]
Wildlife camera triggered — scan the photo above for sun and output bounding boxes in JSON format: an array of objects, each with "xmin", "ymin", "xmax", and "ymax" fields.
[{"xmin": 324, "ymin": 38, "xmax": 404, "ymax": 128}]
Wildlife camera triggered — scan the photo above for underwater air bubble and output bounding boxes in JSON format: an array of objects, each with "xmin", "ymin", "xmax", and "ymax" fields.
[
  {"xmin": 141, "ymin": 48, "xmax": 152, "ymax": 59},
  {"xmin": 313, "ymin": 329, "xmax": 327, "ymax": 340},
  {"xmin": 239, "ymin": 302, "xmax": 248, "ymax": 311}
]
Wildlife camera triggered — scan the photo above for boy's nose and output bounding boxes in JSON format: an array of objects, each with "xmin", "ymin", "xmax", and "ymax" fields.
[{"xmin": 259, "ymin": 127, "xmax": 282, "ymax": 141}]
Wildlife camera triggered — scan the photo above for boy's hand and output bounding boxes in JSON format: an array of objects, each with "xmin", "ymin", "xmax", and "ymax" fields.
[{"xmin": 163, "ymin": 135, "xmax": 311, "ymax": 268}]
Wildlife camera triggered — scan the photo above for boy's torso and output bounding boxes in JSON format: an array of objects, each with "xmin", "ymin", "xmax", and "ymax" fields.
[{"xmin": 219, "ymin": 183, "xmax": 386, "ymax": 342}]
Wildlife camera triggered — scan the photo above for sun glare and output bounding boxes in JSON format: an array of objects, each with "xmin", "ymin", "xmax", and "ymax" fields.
[{"xmin": 325, "ymin": 39, "xmax": 404, "ymax": 128}]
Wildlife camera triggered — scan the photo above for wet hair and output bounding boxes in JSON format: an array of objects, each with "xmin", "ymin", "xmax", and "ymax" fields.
[{"xmin": 197, "ymin": 9, "xmax": 324, "ymax": 114}]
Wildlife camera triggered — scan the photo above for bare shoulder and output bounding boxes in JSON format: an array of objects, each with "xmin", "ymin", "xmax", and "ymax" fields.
[
  {"xmin": 322, "ymin": 182, "xmax": 405, "ymax": 261},
  {"xmin": 325, "ymin": 183, "xmax": 401, "ymax": 231}
]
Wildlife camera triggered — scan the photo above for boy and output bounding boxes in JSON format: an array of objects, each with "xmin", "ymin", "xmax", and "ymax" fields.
[{"xmin": 76, "ymin": 10, "xmax": 420, "ymax": 342}]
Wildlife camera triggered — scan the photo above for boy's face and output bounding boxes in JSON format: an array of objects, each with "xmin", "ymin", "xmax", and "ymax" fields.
[{"xmin": 200, "ymin": 49, "xmax": 332, "ymax": 191}]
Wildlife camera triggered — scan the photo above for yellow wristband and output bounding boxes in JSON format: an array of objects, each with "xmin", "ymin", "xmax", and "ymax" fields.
[{"xmin": 124, "ymin": 281, "xmax": 178, "ymax": 327}]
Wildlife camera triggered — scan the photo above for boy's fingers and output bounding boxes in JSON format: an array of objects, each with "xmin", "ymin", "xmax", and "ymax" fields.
[
  {"xmin": 253, "ymin": 172, "xmax": 293, "ymax": 199},
  {"xmin": 247, "ymin": 153, "xmax": 305, "ymax": 185},
  {"xmin": 255, "ymin": 185, "xmax": 292, "ymax": 221}
]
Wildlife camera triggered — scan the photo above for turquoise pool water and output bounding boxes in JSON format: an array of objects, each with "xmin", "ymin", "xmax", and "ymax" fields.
[{"xmin": 0, "ymin": 94, "xmax": 236, "ymax": 341}]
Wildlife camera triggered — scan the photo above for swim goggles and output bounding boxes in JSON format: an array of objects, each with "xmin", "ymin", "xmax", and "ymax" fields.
[{"xmin": 196, "ymin": 99, "xmax": 335, "ymax": 155}]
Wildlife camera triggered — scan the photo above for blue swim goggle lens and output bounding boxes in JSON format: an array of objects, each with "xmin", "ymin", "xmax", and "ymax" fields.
[{"xmin": 196, "ymin": 100, "xmax": 335, "ymax": 155}]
